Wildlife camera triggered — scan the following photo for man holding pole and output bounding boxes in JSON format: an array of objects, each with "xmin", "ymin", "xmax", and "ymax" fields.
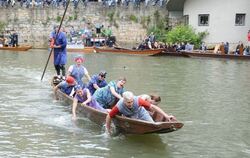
[{"xmin": 50, "ymin": 25, "xmax": 67, "ymax": 80}]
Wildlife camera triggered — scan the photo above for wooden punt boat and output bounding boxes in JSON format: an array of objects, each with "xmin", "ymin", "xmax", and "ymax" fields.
[
  {"xmin": 67, "ymin": 45, "xmax": 95, "ymax": 53},
  {"xmin": 151, "ymin": 51, "xmax": 190, "ymax": 57},
  {"xmin": 0, "ymin": 45, "xmax": 32, "ymax": 51},
  {"xmin": 52, "ymin": 77, "xmax": 183, "ymax": 134},
  {"xmin": 94, "ymin": 47, "xmax": 164, "ymax": 56},
  {"xmin": 181, "ymin": 51, "xmax": 250, "ymax": 60}
]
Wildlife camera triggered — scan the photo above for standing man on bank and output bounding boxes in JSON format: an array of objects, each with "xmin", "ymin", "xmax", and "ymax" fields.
[{"xmin": 50, "ymin": 25, "xmax": 68, "ymax": 80}]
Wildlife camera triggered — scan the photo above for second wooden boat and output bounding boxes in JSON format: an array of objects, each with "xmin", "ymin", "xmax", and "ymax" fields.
[
  {"xmin": 181, "ymin": 51, "xmax": 250, "ymax": 60},
  {"xmin": 94, "ymin": 47, "xmax": 164, "ymax": 56},
  {"xmin": 0, "ymin": 45, "xmax": 32, "ymax": 51},
  {"xmin": 67, "ymin": 45, "xmax": 95, "ymax": 53}
]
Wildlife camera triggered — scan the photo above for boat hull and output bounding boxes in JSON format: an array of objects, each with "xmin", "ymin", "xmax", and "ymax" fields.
[
  {"xmin": 151, "ymin": 51, "xmax": 190, "ymax": 57},
  {"xmin": 67, "ymin": 46, "xmax": 95, "ymax": 53},
  {"xmin": 52, "ymin": 77, "xmax": 183, "ymax": 134},
  {"xmin": 94, "ymin": 47, "xmax": 164, "ymax": 56},
  {"xmin": 0, "ymin": 45, "xmax": 32, "ymax": 51},
  {"xmin": 181, "ymin": 51, "xmax": 250, "ymax": 60}
]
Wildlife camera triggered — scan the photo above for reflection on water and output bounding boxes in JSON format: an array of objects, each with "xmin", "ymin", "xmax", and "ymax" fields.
[{"xmin": 0, "ymin": 50, "xmax": 250, "ymax": 158}]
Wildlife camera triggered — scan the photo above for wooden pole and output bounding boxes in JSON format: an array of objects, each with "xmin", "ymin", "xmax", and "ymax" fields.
[{"xmin": 40, "ymin": 0, "xmax": 70, "ymax": 81}]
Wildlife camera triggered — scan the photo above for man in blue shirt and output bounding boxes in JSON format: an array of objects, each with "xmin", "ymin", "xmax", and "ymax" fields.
[
  {"xmin": 87, "ymin": 71, "xmax": 107, "ymax": 95},
  {"xmin": 50, "ymin": 25, "xmax": 67, "ymax": 79}
]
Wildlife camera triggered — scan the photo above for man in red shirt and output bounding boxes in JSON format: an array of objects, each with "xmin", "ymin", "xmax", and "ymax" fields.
[{"xmin": 105, "ymin": 91, "xmax": 175, "ymax": 135}]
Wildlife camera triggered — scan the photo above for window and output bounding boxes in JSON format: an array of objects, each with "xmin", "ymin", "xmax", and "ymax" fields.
[
  {"xmin": 235, "ymin": 14, "xmax": 245, "ymax": 26},
  {"xmin": 198, "ymin": 14, "xmax": 209, "ymax": 26},
  {"xmin": 183, "ymin": 15, "xmax": 189, "ymax": 25}
]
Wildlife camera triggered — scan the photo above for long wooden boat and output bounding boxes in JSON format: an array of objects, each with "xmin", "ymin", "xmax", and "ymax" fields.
[
  {"xmin": 94, "ymin": 47, "xmax": 164, "ymax": 56},
  {"xmin": 0, "ymin": 45, "xmax": 32, "ymax": 51},
  {"xmin": 151, "ymin": 51, "xmax": 190, "ymax": 57},
  {"xmin": 67, "ymin": 45, "xmax": 95, "ymax": 53},
  {"xmin": 181, "ymin": 51, "xmax": 250, "ymax": 60},
  {"xmin": 52, "ymin": 77, "xmax": 183, "ymax": 134}
]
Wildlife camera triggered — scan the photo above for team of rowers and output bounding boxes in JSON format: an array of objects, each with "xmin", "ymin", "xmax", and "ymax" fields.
[{"xmin": 53, "ymin": 55, "xmax": 176, "ymax": 134}]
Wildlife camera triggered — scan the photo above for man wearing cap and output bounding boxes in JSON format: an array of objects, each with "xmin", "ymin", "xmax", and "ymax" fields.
[
  {"xmin": 53, "ymin": 76, "xmax": 76, "ymax": 97},
  {"xmin": 68, "ymin": 55, "xmax": 91, "ymax": 88},
  {"xmin": 86, "ymin": 71, "xmax": 108, "ymax": 95},
  {"xmin": 50, "ymin": 25, "xmax": 67, "ymax": 79}
]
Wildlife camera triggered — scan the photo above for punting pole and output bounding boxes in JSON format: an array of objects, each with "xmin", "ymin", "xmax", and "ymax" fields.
[{"xmin": 40, "ymin": 0, "xmax": 70, "ymax": 81}]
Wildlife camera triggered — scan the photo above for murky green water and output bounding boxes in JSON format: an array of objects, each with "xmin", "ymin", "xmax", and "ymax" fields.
[{"xmin": 0, "ymin": 49, "xmax": 249, "ymax": 158}]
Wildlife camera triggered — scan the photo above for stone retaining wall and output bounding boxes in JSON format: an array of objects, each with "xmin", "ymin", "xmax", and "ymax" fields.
[{"xmin": 0, "ymin": 3, "xmax": 168, "ymax": 48}]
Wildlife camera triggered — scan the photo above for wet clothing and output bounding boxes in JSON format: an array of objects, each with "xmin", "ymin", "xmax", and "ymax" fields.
[
  {"xmin": 87, "ymin": 74, "xmax": 107, "ymax": 95},
  {"xmin": 109, "ymin": 97, "xmax": 153, "ymax": 122},
  {"xmin": 57, "ymin": 81, "xmax": 75, "ymax": 95},
  {"xmin": 93, "ymin": 81, "xmax": 124, "ymax": 109},
  {"xmin": 68, "ymin": 64, "xmax": 88, "ymax": 88},
  {"xmin": 75, "ymin": 88, "xmax": 106, "ymax": 112}
]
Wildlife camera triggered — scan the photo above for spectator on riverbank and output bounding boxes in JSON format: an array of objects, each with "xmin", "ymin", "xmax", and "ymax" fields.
[
  {"xmin": 224, "ymin": 42, "xmax": 229, "ymax": 54},
  {"xmin": 200, "ymin": 42, "xmax": 207, "ymax": 52},
  {"xmin": 235, "ymin": 41, "xmax": 244, "ymax": 55}
]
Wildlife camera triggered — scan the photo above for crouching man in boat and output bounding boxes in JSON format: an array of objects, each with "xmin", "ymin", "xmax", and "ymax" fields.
[
  {"xmin": 86, "ymin": 70, "xmax": 108, "ymax": 95},
  {"xmin": 53, "ymin": 76, "xmax": 77, "ymax": 98},
  {"xmin": 72, "ymin": 85, "xmax": 107, "ymax": 120},
  {"xmin": 93, "ymin": 77, "xmax": 126, "ymax": 109},
  {"xmin": 105, "ymin": 91, "xmax": 175, "ymax": 134}
]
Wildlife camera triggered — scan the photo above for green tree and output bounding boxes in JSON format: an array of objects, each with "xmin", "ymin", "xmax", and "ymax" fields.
[
  {"xmin": 166, "ymin": 25, "xmax": 208, "ymax": 48},
  {"xmin": 146, "ymin": 11, "xmax": 169, "ymax": 42}
]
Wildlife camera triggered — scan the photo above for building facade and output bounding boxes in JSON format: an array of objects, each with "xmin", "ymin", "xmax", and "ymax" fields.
[{"xmin": 167, "ymin": 0, "xmax": 250, "ymax": 46}]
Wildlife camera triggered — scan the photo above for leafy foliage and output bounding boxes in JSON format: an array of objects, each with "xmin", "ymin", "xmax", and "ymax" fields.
[
  {"xmin": 56, "ymin": 16, "xmax": 61, "ymax": 22},
  {"xmin": 129, "ymin": 14, "xmax": 138, "ymax": 23},
  {"xmin": 0, "ymin": 21, "xmax": 6, "ymax": 32},
  {"xmin": 146, "ymin": 11, "xmax": 169, "ymax": 42},
  {"xmin": 107, "ymin": 11, "xmax": 115, "ymax": 23},
  {"xmin": 147, "ymin": 26, "xmax": 168, "ymax": 42},
  {"xmin": 166, "ymin": 25, "xmax": 208, "ymax": 48},
  {"xmin": 140, "ymin": 16, "xmax": 151, "ymax": 29}
]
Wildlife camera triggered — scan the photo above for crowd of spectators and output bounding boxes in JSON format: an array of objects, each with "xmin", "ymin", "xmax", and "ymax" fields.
[{"xmin": 0, "ymin": 0, "xmax": 167, "ymax": 9}]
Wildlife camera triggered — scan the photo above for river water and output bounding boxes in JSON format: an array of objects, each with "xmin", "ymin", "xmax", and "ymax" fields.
[{"xmin": 0, "ymin": 49, "xmax": 249, "ymax": 158}]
